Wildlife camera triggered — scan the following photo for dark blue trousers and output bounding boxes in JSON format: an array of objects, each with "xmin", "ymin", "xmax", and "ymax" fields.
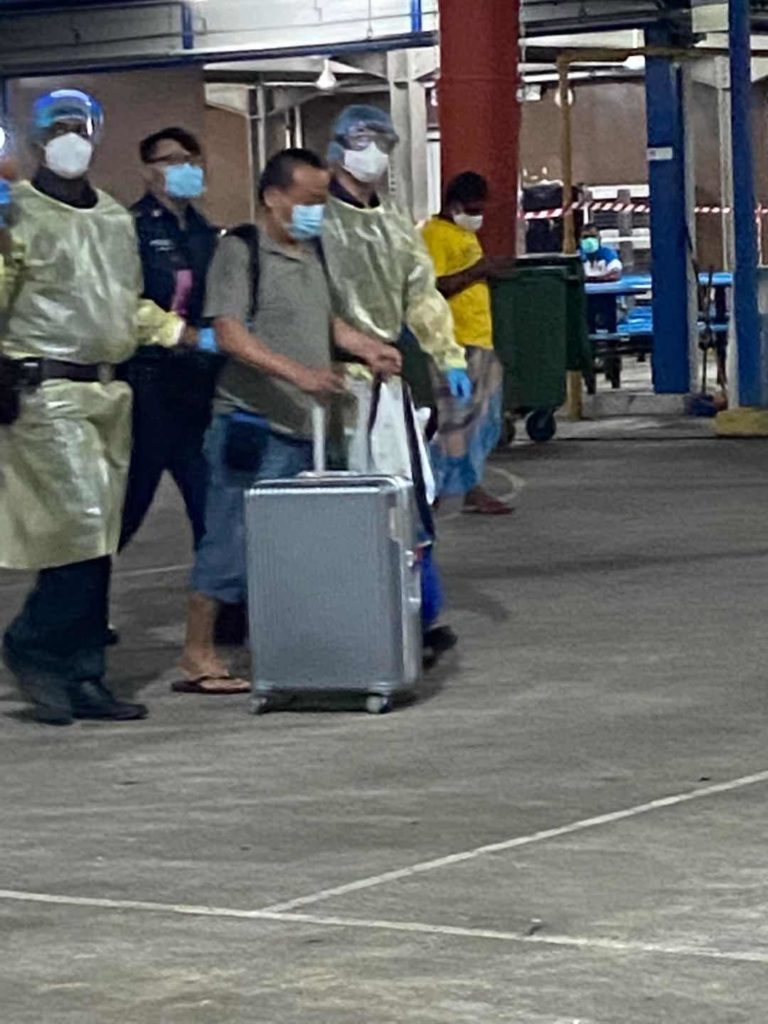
[
  {"xmin": 4, "ymin": 556, "xmax": 111, "ymax": 683},
  {"xmin": 119, "ymin": 354, "xmax": 217, "ymax": 550}
]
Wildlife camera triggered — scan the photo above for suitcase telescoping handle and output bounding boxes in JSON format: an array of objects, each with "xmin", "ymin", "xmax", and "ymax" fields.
[{"xmin": 311, "ymin": 402, "xmax": 326, "ymax": 473}]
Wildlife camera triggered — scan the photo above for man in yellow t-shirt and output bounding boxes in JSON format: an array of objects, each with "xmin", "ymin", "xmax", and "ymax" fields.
[{"xmin": 422, "ymin": 172, "xmax": 511, "ymax": 514}]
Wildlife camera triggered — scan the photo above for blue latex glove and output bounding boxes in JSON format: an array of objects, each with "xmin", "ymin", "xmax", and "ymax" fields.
[
  {"xmin": 446, "ymin": 368, "xmax": 473, "ymax": 403},
  {"xmin": 197, "ymin": 326, "xmax": 218, "ymax": 354},
  {"xmin": 0, "ymin": 179, "xmax": 11, "ymax": 228}
]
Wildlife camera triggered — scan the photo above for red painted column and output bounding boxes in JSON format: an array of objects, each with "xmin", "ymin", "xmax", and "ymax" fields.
[{"xmin": 439, "ymin": 0, "xmax": 521, "ymax": 258}]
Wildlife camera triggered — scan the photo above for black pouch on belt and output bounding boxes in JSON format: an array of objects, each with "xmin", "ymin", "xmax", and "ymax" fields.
[
  {"xmin": 0, "ymin": 355, "xmax": 23, "ymax": 426},
  {"xmin": 223, "ymin": 410, "xmax": 271, "ymax": 473}
]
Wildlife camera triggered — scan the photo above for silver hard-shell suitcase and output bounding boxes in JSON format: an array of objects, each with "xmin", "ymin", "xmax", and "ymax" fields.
[{"xmin": 244, "ymin": 411, "xmax": 422, "ymax": 714}]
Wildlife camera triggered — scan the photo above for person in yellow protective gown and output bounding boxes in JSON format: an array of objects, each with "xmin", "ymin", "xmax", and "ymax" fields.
[
  {"xmin": 322, "ymin": 105, "xmax": 471, "ymax": 669},
  {"xmin": 422, "ymin": 172, "xmax": 511, "ymax": 515},
  {"xmin": 0, "ymin": 89, "xmax": 184, "ymax": 725}
]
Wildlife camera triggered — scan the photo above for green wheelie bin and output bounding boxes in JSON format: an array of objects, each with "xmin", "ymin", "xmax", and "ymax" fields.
[{"xmin": 491, "ymin": 254, "xmax": 592, "ymax": 442}]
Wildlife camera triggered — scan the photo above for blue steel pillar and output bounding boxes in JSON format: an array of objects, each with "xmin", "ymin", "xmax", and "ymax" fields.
[
  {"xmin": 645, "ymin": 25, "xmax": 691, "ymax": 393},
  {"xmin": 729, "ymin": 0, "xmax": 762, "ymax": 407},
  {"xmin": 181, "ymin": 2, "xmax": 195, "ymax": 50}
]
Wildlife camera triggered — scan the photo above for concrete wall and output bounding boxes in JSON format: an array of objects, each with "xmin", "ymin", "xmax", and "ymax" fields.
[
  {"xmin": 521, "ymin": 77, "xmax": 768, "ymax": 268},
  {"xmin": 7, "ymin": 67, "xmax": 767, "ymax": 267},
  {"xmin": 203, "ymin": 104, "xmax": 254, "ymax": 228},
  {"xmin": 7, "ymin": 67, "xmax": 252, "ymax": 228},
  {"xmin": 8, "ymin": 69, "xmax": 206, "ymax": 208},
  {"xmin": 521, "ymin": 81, "xmax": 649, "ymax": 186}
]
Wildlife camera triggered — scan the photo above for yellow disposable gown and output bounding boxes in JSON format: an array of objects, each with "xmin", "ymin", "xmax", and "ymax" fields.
[
  {"xmin": 0, "ymin": 181, "xmax": 182, "ymax": 570},
  {"xmin": 322, "ymin": 194, "xmax": 466, "ymax": 372}
]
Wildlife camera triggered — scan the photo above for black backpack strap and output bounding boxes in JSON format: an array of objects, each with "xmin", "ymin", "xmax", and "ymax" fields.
[
  {"xmin": 312, "ymin": 237, "xmax": 328, "ymax": 273},
  {"xmin": 401, "ymin": 380, "xmax": 436, "ymax": 542},
  {"xmin": 317, "ymin": 238, "xmax": 367, "ymax": 366},
  {"xmin": 226, "ymin": 224, "xmax": 260, "ymax": 321}
]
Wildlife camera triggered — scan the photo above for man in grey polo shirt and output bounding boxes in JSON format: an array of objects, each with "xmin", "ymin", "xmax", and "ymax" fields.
[{"xmin": 175, "ymin": 148, "xmax": 400, "ymax": 693}]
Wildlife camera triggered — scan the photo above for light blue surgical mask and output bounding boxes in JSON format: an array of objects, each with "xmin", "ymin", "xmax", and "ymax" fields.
[
  {"xmin": 289, "ymin": 203, "xmax": 325, "ymax": 240},
  {"xmin": 580, "ymin": 236, "xmax": 600, "ymax": 257},
  {"xmin": 165, "ymin": 163, "xmax": 205, "ymax": 200}
]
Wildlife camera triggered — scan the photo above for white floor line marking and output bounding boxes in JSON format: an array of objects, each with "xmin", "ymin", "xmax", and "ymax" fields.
[
  {"xmin": 486, "ymin": 465, "xmax": 528, "ymax": 495},
  {"xmin": 259, "ymin": 769, "xmax": 768, "ymax": 913},
  {"xmin": 0, "ymin": 889, "xmax": 765, "ymax": 965},
  {"xmin": 269, "ymin": 912, "xmax": 768, "ymax": 965},
  {"xmin": 0, "ymin": 890, "xmax": 263, "ymax": 919},
  {"xmin": 438, "ymin": 466, "xmax": 527, "ymax": 524},
  {"xmin": 115, "ymin": 562, "xmax": 191, "ymax": 580}
]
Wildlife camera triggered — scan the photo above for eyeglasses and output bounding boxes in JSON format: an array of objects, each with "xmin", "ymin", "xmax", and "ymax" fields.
[{"xmin": 146, "ymin": 152, "xmax": 202, "ymax": 167}]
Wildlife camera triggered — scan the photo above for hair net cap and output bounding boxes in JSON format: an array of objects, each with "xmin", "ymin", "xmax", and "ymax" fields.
[
  {"xmin": 31, "ymin": 89, "xmax": 104, "ymax": 141},
  {"xmin": 332, "ymin": 105, "xmax": 397, "ymax": 143}
]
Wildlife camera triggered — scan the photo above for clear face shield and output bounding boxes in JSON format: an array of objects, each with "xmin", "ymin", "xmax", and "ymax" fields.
[
  {"xmin": 341, "ymin": 126, "xmax": 399, "ymax": 156},
  {"xmin": 31, "ymin": 89, "xmax": 104, "ymax": 180}
]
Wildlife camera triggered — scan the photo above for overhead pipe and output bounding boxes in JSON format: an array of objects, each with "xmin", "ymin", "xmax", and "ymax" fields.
[
  {"xmin": 0, "ymin": 0, "xmax": 181, "ymax": 14},
  {"xmin": 0, "ymin": 30, "xmax": 439, "ymax": 78}
]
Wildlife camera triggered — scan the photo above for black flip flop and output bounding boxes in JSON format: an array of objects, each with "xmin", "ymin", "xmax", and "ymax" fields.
[{"xmin": 171, "ymin": 674, "xmax": 251, "ymax": 695}]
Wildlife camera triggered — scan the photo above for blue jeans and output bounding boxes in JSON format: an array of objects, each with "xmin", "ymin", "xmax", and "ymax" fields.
[{"xmin": 192, "ymin": 414, "xmax": 313, "ymax": 604}]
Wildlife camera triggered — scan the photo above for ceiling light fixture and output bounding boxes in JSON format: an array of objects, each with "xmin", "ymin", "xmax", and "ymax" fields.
[
  {"xmin": 316, "ymin": 59, "xmax": 338, "ymax": 92},
  {"xmin": 554, "ymin": 87, "xmax": 575, "ymax": 108}
]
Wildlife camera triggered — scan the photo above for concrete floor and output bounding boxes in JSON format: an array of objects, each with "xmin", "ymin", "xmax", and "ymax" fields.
[{"xmin": 2, "ymin": 425, "xmax": 768, "ymax": 1022}]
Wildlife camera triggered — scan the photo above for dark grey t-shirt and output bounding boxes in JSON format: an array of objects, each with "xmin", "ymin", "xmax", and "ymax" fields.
[{"xmin": 204, "ymin": 230, "xmax": 332, "ymax": 438}]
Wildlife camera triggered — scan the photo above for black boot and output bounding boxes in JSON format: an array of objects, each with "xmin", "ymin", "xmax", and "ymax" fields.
[
  {"xmin": 422, "ymin": 625, "xmax": 459, "ymax": 670},
  {"xmin": 71, "ymin": 681, "xmax": 148, "ymax": 722},
  {"xmin": 2, "ymin": 639, "xmax": 73, "ymax": 726}
]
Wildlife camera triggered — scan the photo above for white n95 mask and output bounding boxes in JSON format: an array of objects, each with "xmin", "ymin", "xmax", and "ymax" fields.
[
  {"xmin": 453, "ymin": 212, "xmax": 484, "ymax": 234},
  {"xmin": 44, "ymin": 133, "xmax": 94, "ymax": 180},
  {"xmin": 343, "ymin": 143, "xmax": 390, "ymax": 184}
]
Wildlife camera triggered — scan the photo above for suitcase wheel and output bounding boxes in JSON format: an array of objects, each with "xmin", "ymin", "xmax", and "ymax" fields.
[
  {"xmin": 252, "ymin": 695, "xmax": 274, "ymax": 716},
  {"xmin": 366, "ymin": 694, "xmax": 393, "ymax": 715}
]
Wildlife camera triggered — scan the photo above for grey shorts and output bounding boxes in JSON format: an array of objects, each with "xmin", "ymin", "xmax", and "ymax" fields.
[{"xmin": 191, "ymin": 414, "xmax": 313, "ymax": 604}]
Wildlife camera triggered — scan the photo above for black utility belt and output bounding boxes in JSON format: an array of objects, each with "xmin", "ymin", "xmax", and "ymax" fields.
[
  {"xmin": 0, "ymin": 356, "xmax": 117, "ymax": 426},
  {"xmin": 6, "ymin": 357, "xmax": 117, "ymax": 387}
]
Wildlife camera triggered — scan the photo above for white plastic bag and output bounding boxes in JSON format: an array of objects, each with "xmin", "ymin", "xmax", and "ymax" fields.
[{"xmin": 346, "ymin": 377, "xmax": 436, "ymax": 505}]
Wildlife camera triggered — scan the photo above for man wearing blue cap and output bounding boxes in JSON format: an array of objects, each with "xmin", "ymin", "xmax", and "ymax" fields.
[
  {"xmin": 322, "ymin": 104, "xmax": 472, "ymax": 667},
  {"xmin": 0, "ymin": 90, "xmax": 183, "ymax": 725}
]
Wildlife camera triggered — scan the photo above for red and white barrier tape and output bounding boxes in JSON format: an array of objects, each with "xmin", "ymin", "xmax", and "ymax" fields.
[{"xmin": 521, "ymin": 199, "xmax": 766, "ymax": 220}]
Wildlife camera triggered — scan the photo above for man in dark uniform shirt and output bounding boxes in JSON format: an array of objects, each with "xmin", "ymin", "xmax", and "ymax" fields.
[{"xmin": 119, "ymin": 127, "xmax": 218, "ymax": 550}]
